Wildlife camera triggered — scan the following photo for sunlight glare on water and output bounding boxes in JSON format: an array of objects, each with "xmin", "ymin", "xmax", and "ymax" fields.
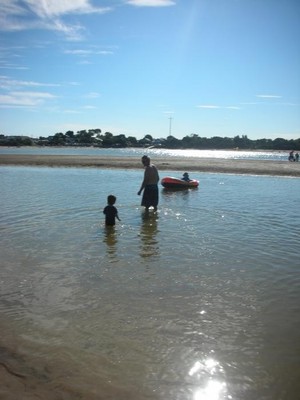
[
  {"xmin": 0, "ymin": 146, "xmax": 288, "ymax": 160},
  {"xmin": 189, "ymin": 357, "xmax": 229, "ymax": 400}
]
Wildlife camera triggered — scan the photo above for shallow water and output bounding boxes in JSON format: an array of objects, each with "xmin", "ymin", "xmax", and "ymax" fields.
[{"xmin": 1, "ymin": 166, "xmax": 300, "ymax": 400}]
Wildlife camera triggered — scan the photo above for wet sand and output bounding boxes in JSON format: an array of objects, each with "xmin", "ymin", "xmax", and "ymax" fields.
[{"xmin": 0, "ymin": 154, "xmax": 299, "ymax": 177}]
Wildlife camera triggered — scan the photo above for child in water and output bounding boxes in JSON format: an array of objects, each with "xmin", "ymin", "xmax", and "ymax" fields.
[
  {"xmin": 182, "ymin": 172, "xmax": 190, "ymax": 182},
  {"xmin": 103, "ymin": 195, "xmax": 121, "ymax": 226}
]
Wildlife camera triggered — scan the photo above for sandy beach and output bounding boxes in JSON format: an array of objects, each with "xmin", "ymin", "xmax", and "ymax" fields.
[{"xmin": 0, "ymin": 154, "xmax": 299, "ymax": 177}]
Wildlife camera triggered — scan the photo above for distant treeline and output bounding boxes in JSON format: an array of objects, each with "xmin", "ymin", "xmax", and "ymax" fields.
[{"xmin": 1, "ymin": 130, "xmax": 299, "ymax": 150}]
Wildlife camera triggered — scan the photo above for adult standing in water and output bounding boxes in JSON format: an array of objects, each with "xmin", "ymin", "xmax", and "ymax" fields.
[{"xmin": 137, "ymin": 155, "xmax": 160, "ymax": 211}]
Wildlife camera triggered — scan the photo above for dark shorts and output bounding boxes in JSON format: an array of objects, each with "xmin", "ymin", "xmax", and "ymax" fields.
[{"xmin": 141, "ymin": 184, "xmax": 159, "ymax": 208}]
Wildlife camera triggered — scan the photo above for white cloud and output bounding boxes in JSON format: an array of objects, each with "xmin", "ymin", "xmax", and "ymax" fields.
[
  {"xmin": 196, "ymin": 105, "xmax": 240, "ymax": 110},
  {"xmin": 0, "ymin": 0, "xmax": 112, "ymax": 40},
  {"xmin": 0, "ymin": 64, "xmax": 29, "ymax": 70},
  {"xmin": 47, "ymin": 19, "xmax": 85, "ymax": 41},
  {"xmin": 256, "ymin": 94, "xmax": 282, "ymax": 99},
  {"xmin": 0, "ymin": 75, "xmax": 58, "ymax": 107},
  {"xmin": 126, "ymin": 0, "xmax": 176, "ymax": 6},
  {"xmin": 0, "ymin": 0, "xmax": 27, "ymax": 17},
  {"xmin": 0, "ymin": 91, "xmax": 56, "ymax": 107},
  {"xmin": 65, "ymin": 49, "xmax": 113, "ymax": 56},
  {"xmin": 242, "ymin": 100, "xmax": 298, "ymax": 107},
  {"xmin": 25, "ymin": 0, "xmax": 110, "ymax": 18},
  {"xmin": 0, "ymin": 75, "xmax": 60, "ymax": 90}
]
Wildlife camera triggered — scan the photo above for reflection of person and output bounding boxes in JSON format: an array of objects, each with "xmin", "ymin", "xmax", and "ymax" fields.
[
  {"xmin": 103, "ymin": 225, "xmax": 118, "ymax": 257},
  {"xmin": 140, "ymin": 211, "xmax": 159, "ymax": 258},
  {"xmin": 137, "ymin": 155, "xmax": 159, "ymax": 211},
  {"xmin": 103, "ymin": 195, "xmax": 121, "ymax": 226},
  {"xmin": 182, "ymin": 172, "xmax": 190, "ymax": 181}
]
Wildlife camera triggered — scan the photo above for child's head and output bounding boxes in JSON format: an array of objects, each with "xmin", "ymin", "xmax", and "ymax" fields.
[
  {"xmin": 183, "ymin": 172, "xmax": 189, "ymax": 177},
  {"xmin": 107, "ymin": 194, "xmax": 116, "ymax": 205}
]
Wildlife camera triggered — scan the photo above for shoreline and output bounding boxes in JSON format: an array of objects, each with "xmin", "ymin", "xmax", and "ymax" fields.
[{"xmin": 0, "ymin": 154, "xmax": 299, "ymax": 177}]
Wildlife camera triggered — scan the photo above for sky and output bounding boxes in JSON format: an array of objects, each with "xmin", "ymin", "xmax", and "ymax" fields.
[{"xmin": 0, "ymin": 0, "xmax": 299, "ymax": 140}]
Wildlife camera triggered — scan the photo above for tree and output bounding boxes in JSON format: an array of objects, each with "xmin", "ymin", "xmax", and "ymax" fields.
[
  {"xmin": 165, "ymin": 135, "xmax": 180, "ymax": 148},
  {"xmin": 102, "ymin": 132, "xmax": 114, "ymax": 147},
  {"xmin": 233, "ymin": 135, "xmax": 251, "ymax": 149},
  {"xmin": 127, "ymin": 136, "xmax": 138, "ymax": 147},
  {"xmin": 182, "ymin": 134, "xmax": 201, "ymax": 148},
  {"xmin": 76, "ymin": 130, "xmax": 94, "ymax": 144},
  {"xmin": 272, "ymin": 138, "xmax": 290, "ymax": 150},
  {"xmin": 113, "ymin": 134, "xmax": 127, "ymax": 147},
  {"xmin": 138, "ymin": 134, "xmax": 153, "ymax": 147},
  {"xmin": 144, "ymin": 134, "xmax": 153, "ymax": 142},
  {"xmin": 254, "ymin": 138, "xmax": 272, "ymax": 149},
  {"xmin": 51, "ymin": 132, "xmax": 66, "ymax": 145}
]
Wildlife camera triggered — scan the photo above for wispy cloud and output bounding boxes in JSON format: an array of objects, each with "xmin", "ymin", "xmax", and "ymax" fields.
[
  {"xmin": 65, "ymin": 49, "xmax": 113, "ymax": 56},
  {"xmin": 126, "ymin": 0, "xmax": 176, "ymax": 6},
  {"xmin": 0, "ymin": 75, "xmax": 60, "ymax": 90},
  {"xmin": 84, "ymin": 92, "xmax": 100, "ymax": 98},
  {"xmin": 82, "ymin": 105, "xmax": 97, "ymax": 109},
  {"xmin": 256, "ymin": 94, "xmax": 282, "ymax": 99},
  {"xmin": 63, "ymin": 46, "xmax": 116, "ymax": 64},
  {"xmin": 25, "ymin": 0, "xmax": 111, "ymax": 17},
  {"xmin": 197, "ymin": 105, "xmax": 220, "ymax": 109},
  {"xmin": 0, "ymin": 75, "xmax": 59, "ymax": 108},
  {"xmin": 0, "ymin": 45, "xmax": 29, "ymax": 70},
  {"xmin": 196, "ymin": 105, "xmax": 241, "ymax": 110},
  {"xmin": 63, "ymin": 109, "xmax": 82, "ymax": 114},
  {"xmin": 0, "ymin": 91, "xmax": 56, "ymax": 107},
  {"xmin": 0, "ymin": 0, "xmax": 112, "ymax": 40},
  {"xmin": 0, "ymin": 64, "xmax": 29, "ymax": 70}
]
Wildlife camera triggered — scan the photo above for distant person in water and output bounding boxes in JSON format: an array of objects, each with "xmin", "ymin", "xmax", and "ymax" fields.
[
  {"xmin": 288, "ymin": 151, "xmax": 295, "ymax": 161},
  {"xmin": 103, "ymin": 195, "xmax": 121, "ymax": 226},
  {"xmin": 137, "ymin": 155, "xmax": 159, "ymax": 211},
  {"xmin": 295, "ymin": 153, "xmax": 299, "ymax": 162},
  {"xmin": 182, "ymin": 172, "xmax": 190, "ymax": 181}
]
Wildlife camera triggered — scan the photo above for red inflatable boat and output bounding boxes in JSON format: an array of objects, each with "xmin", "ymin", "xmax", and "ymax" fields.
[{"xmin": 161, "ymin": 176, "xmax": 199, "ymax": 189}]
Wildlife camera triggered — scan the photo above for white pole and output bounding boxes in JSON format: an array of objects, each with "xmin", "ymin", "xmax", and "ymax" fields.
[{"xmin": 169, "ymin": 117, "xmax": 173, "ymax": 136}]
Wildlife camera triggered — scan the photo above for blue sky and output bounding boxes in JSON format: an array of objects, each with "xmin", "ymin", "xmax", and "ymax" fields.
[{"xmin": 0, "ymin": 0, "xmax": 299, "ymax": 140}]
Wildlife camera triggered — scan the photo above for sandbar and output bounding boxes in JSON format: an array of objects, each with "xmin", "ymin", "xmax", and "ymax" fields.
[{"xmin": 0, "ymin": 154, "xmax": 299, "ymax": 177}]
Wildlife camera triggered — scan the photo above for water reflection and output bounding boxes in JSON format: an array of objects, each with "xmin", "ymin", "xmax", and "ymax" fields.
[
  {"xmin": 139, "ymin": 211, "xmax": 159, "ymax": 259},
  {"xmin": 189, "ymin": 357, "xmax": 229, "ymax": 400},
  {"xmin": 103, "ymin": 225, "xmax": 118, "ymax": 258},
  {"xmin": 161, "ymin": 187, "xmax": 197, "ymax": 198}
]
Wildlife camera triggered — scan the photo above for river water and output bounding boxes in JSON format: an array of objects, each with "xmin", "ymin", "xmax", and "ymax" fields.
[{"xmin": 0, "ymin": 163, "xmax": 300, "ymax": 400}]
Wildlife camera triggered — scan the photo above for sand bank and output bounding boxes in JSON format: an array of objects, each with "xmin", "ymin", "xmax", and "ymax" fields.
[{"xmin": 0, "ymin": 154, "xmax": 299, "ymax": 177}]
